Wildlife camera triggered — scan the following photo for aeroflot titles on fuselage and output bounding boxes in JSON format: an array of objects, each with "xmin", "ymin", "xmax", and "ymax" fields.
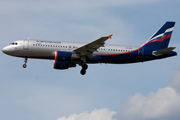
[{"xmin": 37, "ymin": 40, "xmax": 61, "ymax": 43}]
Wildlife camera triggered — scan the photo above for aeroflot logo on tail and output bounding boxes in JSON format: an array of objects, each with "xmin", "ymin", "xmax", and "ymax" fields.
[
  {"xmin": 149, "ymin": 27, "xmax": 174, "ymax": 42},
  {"xmin": 36, "ymin": 40, "xmax": 61, "ymax": 44}
]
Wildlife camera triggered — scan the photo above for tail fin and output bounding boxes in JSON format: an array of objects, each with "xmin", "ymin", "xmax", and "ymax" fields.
[{"xmin": 142, "ymin": 21, "xmax": 175, "ymax": 49}]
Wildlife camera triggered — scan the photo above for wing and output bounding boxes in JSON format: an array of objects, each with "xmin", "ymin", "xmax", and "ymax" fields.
[{"xmin": 74, "ymin": 34, "xmax": 113, "ymax": 59}]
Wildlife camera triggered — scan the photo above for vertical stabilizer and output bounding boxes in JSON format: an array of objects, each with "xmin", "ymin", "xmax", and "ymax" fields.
[{"xmin": 142, "ymin": 22, "xmax": 175, "ymax": 49}]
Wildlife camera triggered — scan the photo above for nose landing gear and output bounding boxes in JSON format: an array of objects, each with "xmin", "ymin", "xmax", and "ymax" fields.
[{"xmin": 23, "ymin": 58, "xmax": 28, "ymax": 68}]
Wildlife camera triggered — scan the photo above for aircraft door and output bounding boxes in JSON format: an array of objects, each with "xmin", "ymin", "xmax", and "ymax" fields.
[
  {"xmin": 138, "ymin": 47, "xmax": 143, "ymax": 58},
  {"xmin": 23, "ymin": 40, "xmax": 29, "ymax": 50},
  {"xmin": 68, "ymin": 45, "xmax": 72, "ymax": 50}
]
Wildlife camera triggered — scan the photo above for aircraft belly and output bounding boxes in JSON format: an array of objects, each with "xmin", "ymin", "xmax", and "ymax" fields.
[{"xmin": 93, "ymin": 51, "xmax": 144, "ymax": 64}]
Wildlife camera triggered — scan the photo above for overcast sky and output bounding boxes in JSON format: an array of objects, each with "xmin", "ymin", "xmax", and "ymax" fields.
[{"xmin": 1, "ymin": 0, "xmax": 180, "ymax": 120}]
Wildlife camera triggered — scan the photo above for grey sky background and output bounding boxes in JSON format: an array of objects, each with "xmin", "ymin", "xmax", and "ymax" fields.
[{"xmin": 1, "ymin": 0, "xmax": 180, "ymax": 120}]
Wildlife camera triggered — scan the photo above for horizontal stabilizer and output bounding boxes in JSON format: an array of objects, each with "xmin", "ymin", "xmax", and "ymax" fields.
[{"xmin": 153, "ymin": 47, "xmax": 176, "ymax": 56}]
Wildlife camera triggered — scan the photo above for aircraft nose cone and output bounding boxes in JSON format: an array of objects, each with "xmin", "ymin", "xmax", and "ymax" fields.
[
  {"xmin": 2, "ymin": 46, "xmax": 9, "ymax": 54},
  {"xmin": 2, "ymin": 47, "xmax": 6, "ymax": 53}
]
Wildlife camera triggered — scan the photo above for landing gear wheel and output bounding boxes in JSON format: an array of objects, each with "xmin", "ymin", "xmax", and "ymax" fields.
[
  {"xmin": 82, "ymin": 64, "xmax": 88, "ymax": 70},
  {"xmin": 23, "ymin": 64, "xmax": 27, "ymax": 68},
  {"xmin": 80, "ymin": 69, "xmax": 86, "ymax": 75},
  {"xmin": 23, "ymin": 58, "xmax": 28, "ymax": 68},
  {"xmin": 80, "ymin": 63, "xmax": 88, "ymax": 75}
]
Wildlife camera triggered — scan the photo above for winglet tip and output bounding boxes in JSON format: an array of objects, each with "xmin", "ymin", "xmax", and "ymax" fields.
[{"xmin": 108, "ymin": 34, "xmax": 113, "ymax": 39}]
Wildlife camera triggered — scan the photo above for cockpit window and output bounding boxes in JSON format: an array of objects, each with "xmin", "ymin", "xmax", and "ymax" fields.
[{"xmin": 9, "ymin": 42, "xmax": 18, "ymax": 45}]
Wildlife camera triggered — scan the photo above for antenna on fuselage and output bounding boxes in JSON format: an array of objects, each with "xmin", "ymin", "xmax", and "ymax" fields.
[{"xmin": 28, "ymin": 37, "xmax": 30, "ymax": 40}]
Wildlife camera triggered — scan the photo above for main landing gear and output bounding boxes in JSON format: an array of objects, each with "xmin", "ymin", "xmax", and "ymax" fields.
[
  {"xmin": 80, "ymin": 56, "xmax": 88, "ymax": 75},
  {"xmin": 23, "ymin": 58, "xmax": 28, "ymax": 68},
  {"xmin": 80, "ymin": 63, "xmax": 88, "ymax": 75}
]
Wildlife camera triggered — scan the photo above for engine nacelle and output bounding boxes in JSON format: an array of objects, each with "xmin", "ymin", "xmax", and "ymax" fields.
[
  {"xmin": 53, "ymin": 60, "xmax": 76, "ymax": 70},
  {"xmin": 55, "ymin": 51, "xmax": 79, "ymax": 61}
]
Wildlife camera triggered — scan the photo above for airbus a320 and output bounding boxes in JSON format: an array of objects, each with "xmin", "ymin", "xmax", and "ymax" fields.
[{"xmin": 2, "ymin": 22, "xmax": 177, "ymax": 75}]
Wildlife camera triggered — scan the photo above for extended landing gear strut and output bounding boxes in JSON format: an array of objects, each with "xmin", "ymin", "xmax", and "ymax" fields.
[
  {"xmin": 80, "ymin": 56, "xmax": 88, "ymax": 75},
  {"xmin": 80, "ymin": 63, "xmax": 88, "ymax": 75},
  {"xmin": 23, "ymin": 58, "xmax": 28, "ymax": 68}
]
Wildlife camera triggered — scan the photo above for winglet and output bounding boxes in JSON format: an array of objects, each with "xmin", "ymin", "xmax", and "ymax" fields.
[{"xmin": 108, "ymin": 34, "xmax": 113, "ymax": 39}]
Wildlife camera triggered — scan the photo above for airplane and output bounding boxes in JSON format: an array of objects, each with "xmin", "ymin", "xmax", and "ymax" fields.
[{"xmin": 2, "ymin": 21, "xmax": 177, "ymax": 75}]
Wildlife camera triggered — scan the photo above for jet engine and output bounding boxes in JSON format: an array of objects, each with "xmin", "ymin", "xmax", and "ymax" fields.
[
  {"xmin": 55, "ymin": 51, "xmax": 80, "ymax": 61},
  {"xmin": 53, "ymin": 60, "xmax": 76, "ymax": 70}
]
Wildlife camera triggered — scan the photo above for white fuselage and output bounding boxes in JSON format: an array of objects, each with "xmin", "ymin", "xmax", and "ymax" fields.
[{"xmin": 2, "ymin": 39, "xmax": 139, "ymax": 60}]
